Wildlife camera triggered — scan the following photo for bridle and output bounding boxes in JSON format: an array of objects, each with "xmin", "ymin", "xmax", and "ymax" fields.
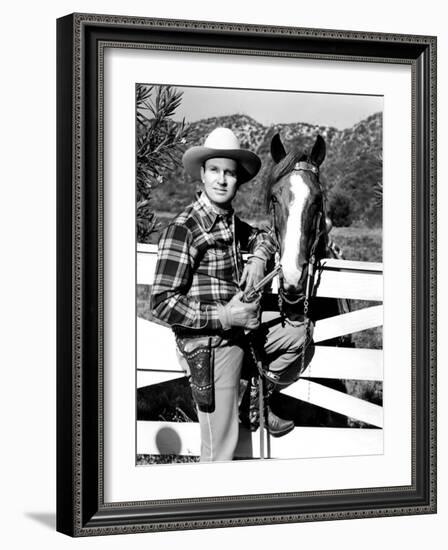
[{"xmin": 269, "ymin": 159, "xmax": 327, "ymax": 324}]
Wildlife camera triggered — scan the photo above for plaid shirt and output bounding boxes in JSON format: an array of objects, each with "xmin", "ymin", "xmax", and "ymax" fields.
[{"xmin": 151, "ymin": 192, "xmax": 277, "ymax": 333}]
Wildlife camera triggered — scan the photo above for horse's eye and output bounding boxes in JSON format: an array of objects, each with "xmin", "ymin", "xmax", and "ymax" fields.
[{"xmin": 271, "ymin": 194, "xmax": 278, "ymax": 204}]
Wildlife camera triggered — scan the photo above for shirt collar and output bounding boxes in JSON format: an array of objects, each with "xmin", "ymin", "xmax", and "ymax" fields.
[{"xmin": 195, "ymin": 192, "xmax": 234, "ymax": 233}]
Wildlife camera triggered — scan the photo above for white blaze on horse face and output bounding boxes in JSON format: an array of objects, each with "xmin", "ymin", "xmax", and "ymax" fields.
[{"xmin": 280, "ymin": 172, "xmax": 310, "ymax": 288}]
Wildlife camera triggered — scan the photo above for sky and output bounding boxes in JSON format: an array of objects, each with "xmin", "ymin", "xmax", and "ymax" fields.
[{"xmin": 170, "ymin": 85, "xmax": 383, "ymax": 130}]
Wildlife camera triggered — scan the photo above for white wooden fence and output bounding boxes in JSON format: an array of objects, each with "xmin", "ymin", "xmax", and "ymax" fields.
[{"xmin": 137, "ymin": 243, "xmax": 383, "ymax": 459}]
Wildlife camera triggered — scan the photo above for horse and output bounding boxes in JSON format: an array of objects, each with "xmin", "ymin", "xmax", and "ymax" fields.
[
  {"xmin": 243, "ymin": 132, "xmax": 353, "ymax": 430},
  {"xmin": 237, "ymin": 133, "xmax": 336, "ymax": 432},
  {"xmin": 264, "ymin": 133, "xmax": 330, "ymax": 324}
]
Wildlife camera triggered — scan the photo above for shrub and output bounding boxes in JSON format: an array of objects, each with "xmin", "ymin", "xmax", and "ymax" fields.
[
  {"xmin": 136, "ymin": 85, "xmax": 190, "ymax": 242},
  {"xmin": 328, "ymin": 192, "xmax": 353, "ymax": 227}
]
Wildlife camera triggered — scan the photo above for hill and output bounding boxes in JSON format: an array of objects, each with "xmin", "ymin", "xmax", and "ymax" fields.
[{"xmin": 149, "ymin": 111, "xmax": 383, "ymax": 228}]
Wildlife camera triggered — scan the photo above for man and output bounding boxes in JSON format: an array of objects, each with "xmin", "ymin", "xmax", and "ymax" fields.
[{"xmin": 151, "ymin": 128, "xmax": 310, "ymax": 462}]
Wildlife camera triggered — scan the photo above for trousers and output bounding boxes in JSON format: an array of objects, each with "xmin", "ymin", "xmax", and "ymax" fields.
[{"xmin": 177, "ymin": 311, "xmax": 312, "ymax": 462}]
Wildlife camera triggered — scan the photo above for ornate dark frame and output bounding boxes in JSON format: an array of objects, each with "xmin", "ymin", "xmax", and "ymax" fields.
[{"xmin": 56, "ymin": 13, "xmax": 437, "ymax": 537}]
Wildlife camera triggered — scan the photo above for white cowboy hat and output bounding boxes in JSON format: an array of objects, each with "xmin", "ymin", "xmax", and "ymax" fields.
[{"xmin": 182, "ymin": 127, "xmax": 261, "ymax": 184}]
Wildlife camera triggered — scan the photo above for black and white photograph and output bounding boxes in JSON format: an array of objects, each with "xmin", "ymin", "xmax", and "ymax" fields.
[
  {"xmin": 136, "ymin": 84, "xmax": 384, "ymax": 464},
  {"xmin": 53, "ymin": 10, "xmax": 437, "ymax": 539},
  {"xmin": 1, "ymin": 0, "xmax": 444, "ymax": 546}
]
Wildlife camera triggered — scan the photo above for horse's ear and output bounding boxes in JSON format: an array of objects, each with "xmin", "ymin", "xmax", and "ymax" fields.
[
  {"xmin": 310, "ymin": 135, "xmax": 326, "ymax": 166},
  {"xmin": 271, "ymin": 133, "xmax": 287, "ymax": 164}
]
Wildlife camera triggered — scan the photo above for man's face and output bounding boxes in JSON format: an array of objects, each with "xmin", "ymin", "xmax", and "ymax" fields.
[{"xmin": 201, "ymin": 158, "xmax": 239, "ymax": 208}]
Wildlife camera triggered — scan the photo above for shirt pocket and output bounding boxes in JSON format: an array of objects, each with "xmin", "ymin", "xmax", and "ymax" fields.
[
  {"xmin": 205, "ymin": 236, "xmax": 231, "ymax": 258},
  {"xmin": 206, "ymin": 247, "xmax": 228, "ymax": 258},
  {"xmin": 203, "ymin": 246, "xmax": 233, "ymax": 278}
]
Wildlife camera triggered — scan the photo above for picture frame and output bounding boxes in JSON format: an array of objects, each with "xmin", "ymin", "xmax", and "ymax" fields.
[{"xmin": 56, "ymin": 12, "xmax": 437, "ymax": 536}]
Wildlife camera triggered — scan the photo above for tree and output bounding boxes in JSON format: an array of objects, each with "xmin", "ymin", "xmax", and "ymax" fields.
[
  {"xmin": 328, "ymin": 191, "xmax": 353, "ymax": 227},
  {"xmin": 136, "ymin": 85, "xmax": 191, "ymax": 242}
]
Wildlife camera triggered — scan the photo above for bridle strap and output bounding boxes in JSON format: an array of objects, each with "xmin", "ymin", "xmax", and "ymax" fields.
[
  {"xmin": 276, "ymin": 206, "xmax": 325, "ymax": 302},
  {"xmin": 293, "ymin": 160, "xmax": 319, "ymax": 176}
]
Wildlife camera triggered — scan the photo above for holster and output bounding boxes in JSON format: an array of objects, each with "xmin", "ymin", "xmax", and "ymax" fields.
[{"xmin": 176, "ymin": 336, "xmax": 216, "ymax": 413}]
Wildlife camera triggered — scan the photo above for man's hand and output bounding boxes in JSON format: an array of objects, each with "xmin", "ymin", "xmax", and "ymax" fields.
[
  {"xmin": 239, "ymin": 257, "xmax": 265, "ymax": 293},
  {"xmin": 218, "ymin": 291, "xmax": 260, "ymax": 331}
]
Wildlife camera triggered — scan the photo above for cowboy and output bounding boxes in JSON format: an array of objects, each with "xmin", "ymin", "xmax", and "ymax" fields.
[{"xmin": 151, "ymin": 128, "xmax": 310, "ymax": 462}]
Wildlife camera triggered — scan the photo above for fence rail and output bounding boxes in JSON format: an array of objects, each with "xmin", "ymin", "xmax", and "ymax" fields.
[{"xmin": 136, "ymin": 243, "xmax": 384, "ymax": 459}]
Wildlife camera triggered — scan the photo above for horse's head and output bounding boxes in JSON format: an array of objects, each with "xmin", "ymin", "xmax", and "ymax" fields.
[{"xmin": 267, "ymin": 133, "xmax": 327, "ymax": 301}]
